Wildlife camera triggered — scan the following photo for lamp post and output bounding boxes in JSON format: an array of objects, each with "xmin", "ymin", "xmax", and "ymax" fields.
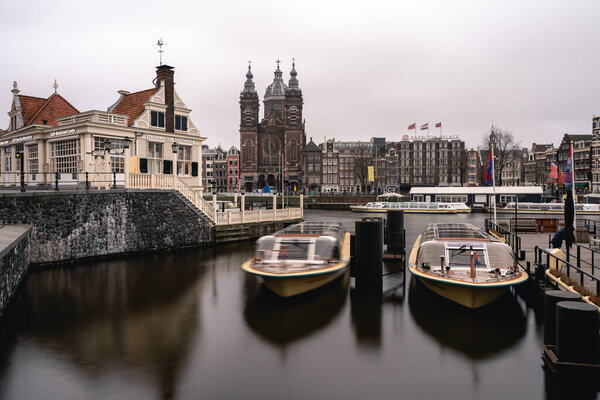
[{"xmin": 172, "ymin": 142, "xmax": 178, "ymax": 176}]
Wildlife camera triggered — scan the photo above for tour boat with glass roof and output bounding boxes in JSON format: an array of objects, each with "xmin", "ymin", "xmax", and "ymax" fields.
[
  {"xmin": 241, "ymin": 222, "xmax": 350, "ymax": 297},
  {"xmin": 408, "ymin": 223, "xmax": 528, "ymax": 309},
  {"xmin": 350, "ymin": 201, "xmax": 468, "ymax": 213},
  {"xmin": 491, "ymin": 202, "xmax": 600, "ymax": 215}
]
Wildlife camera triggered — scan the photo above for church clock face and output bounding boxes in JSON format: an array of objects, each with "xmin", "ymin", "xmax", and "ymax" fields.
[{"xmin": 262, "ymin": 137, "xmax": 280, "ymax": 165}]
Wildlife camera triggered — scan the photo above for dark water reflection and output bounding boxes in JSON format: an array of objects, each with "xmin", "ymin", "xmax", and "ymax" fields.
[
  {"xmin": 408, "ymin": 277, "xmax": 526, "ymax": 360},
  {"xmin": 0, "ymin": 210, "xmax": 598, "ymax": 399}
]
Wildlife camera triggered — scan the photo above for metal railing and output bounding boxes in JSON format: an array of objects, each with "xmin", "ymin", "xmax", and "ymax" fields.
[
  {"xmin": 485, "ymin": 218, "xmax": 521, "ymax": 256},
  {"xmin": 534, "ymin": 245, "xmax": 600, "ymax": 297},
  {"xmin": 581, "ymin": 218, "xmax": 600, "ymax": 237},
  {"xmin": 0, "ymin": 171, "xmax": 125, "ymax": 191}
]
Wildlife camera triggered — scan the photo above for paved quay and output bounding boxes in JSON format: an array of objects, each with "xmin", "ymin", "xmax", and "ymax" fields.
[{"xmin": 0, "ymin": 225, "xmax": 31, "ymax": 258}]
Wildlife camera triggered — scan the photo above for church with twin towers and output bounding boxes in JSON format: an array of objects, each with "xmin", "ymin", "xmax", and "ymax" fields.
[{"xmin": 239, "ymin": 60, "xmax": 306, "ymax": 193}]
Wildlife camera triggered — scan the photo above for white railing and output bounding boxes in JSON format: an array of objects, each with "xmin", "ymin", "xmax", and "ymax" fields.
[{"xmin": 127, "ymin": 173, "xmax": 303, "ymax": 225}]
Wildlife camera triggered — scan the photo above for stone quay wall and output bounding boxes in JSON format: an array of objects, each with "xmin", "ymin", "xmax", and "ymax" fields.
[
  {"xmin": 0, "ymin": 190, "xmax": 215, "ymax": 264},
  {"xmin": 0, "ymin": 227, "xmax": 31, "ymax": 312}
]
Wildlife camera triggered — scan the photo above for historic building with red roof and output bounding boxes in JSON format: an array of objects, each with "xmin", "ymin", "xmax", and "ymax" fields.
[{"xmin": 1, "ymin": 65, "xmax": 205, "ymax": 189}]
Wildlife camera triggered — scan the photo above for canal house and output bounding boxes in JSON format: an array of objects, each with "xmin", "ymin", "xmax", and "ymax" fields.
[{"xmin": 1, "ymin": 65, "xmax": 205, "ymax": 189}]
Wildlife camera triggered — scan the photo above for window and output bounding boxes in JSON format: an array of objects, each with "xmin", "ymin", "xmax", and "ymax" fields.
[
  {"xmin": 94, "ymin": 137, "xmax": 127, "ymax": 173},
  {"xmin": 289, "ymin": 107, "xmax": 297, "ymax": 124},
  {"xmin": 245, "ymin": 109, "xmax": 253, "ymax": 125},
  {"xmin": 175, "ymin": 115, "xmax": 188, "ymax": 131},
  {"xmin": 27, "ymin": 144, "xmax": 38, "ymax": 174},
  {"xmin": 151, "ymin": 111, "xmax": 165, "ymax": 128},
  {"xmin": 4, "ymin": 147, "xmax": 12, "ymax": 172},
  {"xmin": 51, "ymin": 139, "xmax": 80, "ymax": 173},
  {"xmin": 147, "ymin": 142, "xmax": 163, "ymax": 173},
  {"xmin": 177, "ymin": 145, "xmax": 192, "ymax": 175}
]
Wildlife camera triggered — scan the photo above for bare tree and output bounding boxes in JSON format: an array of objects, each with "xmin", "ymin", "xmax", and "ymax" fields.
[
  {"xmin": 482, "ymin": 126, "xmax": 521, "ymax": 186},
  {"xmin": 455, "ymin": 148, "xmax": 469, "ymax": 186},
  {"xmin": 352, "ymin": 143, "xmax": 373, "ymax": 192}
]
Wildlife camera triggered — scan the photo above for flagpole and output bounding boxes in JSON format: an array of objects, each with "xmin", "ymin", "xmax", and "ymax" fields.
[
  {"xmin": 492, "ymin": 143, "xmax": 497, "ymax": 224},
  {"xmin": 571, "ymin": 140, "xmax": 576, "ymax": 228}
]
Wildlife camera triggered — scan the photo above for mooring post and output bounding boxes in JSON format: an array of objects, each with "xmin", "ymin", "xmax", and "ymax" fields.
[
  {"xmin": 355, "ymin": 218, "xmax": 383, "ymax": 290},
  {"xmin": 386, "ymin": 209, "xmax": 405, "ymax": 255},
  {"xmin": 543, "ymin": 290, "xmax": 582, "ymax": 345},
  {"xmin": 556, "ymin": 301, "xmax": 599, "ymax": 363}
]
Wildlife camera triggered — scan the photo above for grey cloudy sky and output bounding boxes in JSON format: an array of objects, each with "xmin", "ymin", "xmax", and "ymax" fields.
[{"xmin": 1, "ymin": 0, "xmax": 599, "ymax": 149}]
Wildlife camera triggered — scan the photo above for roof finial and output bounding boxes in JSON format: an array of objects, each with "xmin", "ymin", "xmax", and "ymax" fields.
[
  {"xmin": 11, "ymin": 81, "xmax": 19, "ymax": 94},
  {"xmin": 157, "ymin": 38, "xmax": 165, "ymax": 65},
  {"xmin": 53, "ymin": 79, "xmax": 58, "ymax": 94},
  {"xmin": 276, "ymin": 59, "xmax": 281, "ymax": 69}
]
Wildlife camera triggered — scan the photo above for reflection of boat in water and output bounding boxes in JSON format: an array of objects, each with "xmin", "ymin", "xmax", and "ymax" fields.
[
  {"xmin": 489, "ymin": 202, "xmax": 600, "ymax": 215},
  {"xmin": 243, "ymin": 272, "xmax": 348, "ymax": 346},
  {"xmin": 350, "ymin": 201, "xmax": 467, "ymax": 213},
  {"xmin": 408, "ymin": 276, "xmax": 526, "ymax": 360},
  {"xmin": 241, "ymin": 222, "xmax": 350, "ymax": 297},
  {"xmin": 408, "ymin": 223, "xmax": 528, "ymax": 308}
]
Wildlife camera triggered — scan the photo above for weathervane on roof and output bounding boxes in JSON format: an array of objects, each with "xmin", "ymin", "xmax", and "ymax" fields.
[
  {"xmin": 53, "ymin": 79, "xmax": 58, "ymax": 94},
  {"xmin": 157, "ymin": 38, "xmax": 165, "ymax": 65}
]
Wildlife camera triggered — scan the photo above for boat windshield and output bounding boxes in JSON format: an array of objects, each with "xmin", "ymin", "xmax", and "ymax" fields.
[
  {"xmin": 447, "ymin": 246, "xmax": 488, "ymax": 268},
  {"xmin": 277, "ymin": 241, "xmax": 310, "ymax": 260}
]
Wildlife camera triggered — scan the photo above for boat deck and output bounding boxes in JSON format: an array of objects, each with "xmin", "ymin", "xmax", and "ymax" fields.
[{"xmin": 414, "ymin": 266, "xmax": 525, "ymax": 285}]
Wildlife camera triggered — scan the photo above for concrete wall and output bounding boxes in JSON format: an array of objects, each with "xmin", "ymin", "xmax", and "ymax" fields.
[
  {"xmin": 0, "ymin": 190, "xmax": 215, "ymax": 264},
  {"xmin": 0, "ymin": 226, "xmax": 30, "ymax": 312}
]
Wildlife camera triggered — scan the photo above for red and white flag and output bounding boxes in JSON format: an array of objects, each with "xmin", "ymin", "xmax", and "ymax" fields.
[
  {"xmin": 550, "ymin": 162, "xmax": 558, "ymax": 180},
  {"xmin": 420, "ymin": 123, "xmax": 429, "ymax": 130},
  {"xmin": 435, "ymin": 122, "xmax": 442, "ymax": 128},
  {"xmin": 408, "ymin": 123, "xmax": 416, "ymax": 130}
]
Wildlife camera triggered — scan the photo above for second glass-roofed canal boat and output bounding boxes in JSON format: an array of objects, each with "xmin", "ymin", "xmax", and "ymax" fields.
[
  {"xmin": 408, "ymin": 223, "xmax": 528, "ymax": 309},
  {"xmin": 241, "ymin": 222, "xmax": 350, "ymax": 297}
]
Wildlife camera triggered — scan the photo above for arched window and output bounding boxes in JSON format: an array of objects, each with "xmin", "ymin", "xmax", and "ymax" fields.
[
  {"xmin": 290, "ymin": 139, "xmax": 298, "ymax": 162},
  {"xmin": 243, "ymin": 140, "xmax": 252, "ymax": 164},
  {"xmin": 289, "ymin": 107, "xmax": 297, "ymax": 124}
]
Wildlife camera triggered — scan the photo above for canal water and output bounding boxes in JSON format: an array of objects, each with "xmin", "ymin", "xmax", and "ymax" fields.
[{"xmin": 0, "ymin": 210, "xmax": 598, "ymax": 399}]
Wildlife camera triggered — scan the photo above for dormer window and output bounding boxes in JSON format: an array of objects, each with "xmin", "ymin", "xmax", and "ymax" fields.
[
  {"xmin": 175, "ymin": 115, "xmax": 188, "ymax": 131},
  {"xmin": 151, "ymin": 111, "xmax": 165, "ymax": 128}
]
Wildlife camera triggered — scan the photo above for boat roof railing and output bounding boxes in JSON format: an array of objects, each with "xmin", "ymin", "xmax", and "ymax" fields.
[
  {"xmin": 421, "ymin": 223, "xmax": 496, "ymax": 243},
  {"xmin": 275, "ymin": 221, "xmax": 346, "ymax": 240}
]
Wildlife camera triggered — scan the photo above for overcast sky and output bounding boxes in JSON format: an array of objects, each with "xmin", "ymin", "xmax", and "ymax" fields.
[{"xmin": 1, "ymin": 0, "xmax": 599, "ymax": 149}]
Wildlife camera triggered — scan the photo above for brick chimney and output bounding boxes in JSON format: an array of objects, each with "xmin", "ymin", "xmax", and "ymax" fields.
[{"xmin": 156, "ymin": 65, "xmax": 175, "ymax": 133}]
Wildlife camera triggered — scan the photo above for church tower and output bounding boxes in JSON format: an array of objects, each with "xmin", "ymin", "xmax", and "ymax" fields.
[{"xmin": 240, "ymin": 63, "xmax": 259, "ymax": 174}]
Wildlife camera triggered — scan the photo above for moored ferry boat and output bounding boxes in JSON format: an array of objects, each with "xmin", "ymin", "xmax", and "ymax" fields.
[
  {"xmin": 350, "ymin": 201, "xmax": 467, "ymax": 214},
  {"xmin": 241, "ymin": 222, "xmax": 350, "ymax": 297},
  {"xmin": 408, "ymin": 223, "xmax": 528, "ymax": 309},
  {"xmin": 491, "ymin": 202, "xmax": 600, "ymax": 215}
]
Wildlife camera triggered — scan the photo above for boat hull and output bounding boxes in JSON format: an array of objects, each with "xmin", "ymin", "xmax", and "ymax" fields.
[
  {"xmin": 416, "ymin": 276, "xmax": 508, "ymax": 309},
  {"xmin": 262, "ymin": 268, "xmax": 348, "ymax": 297},
  {"xmin": 492, "ymin": 208, "xmax": 600, "ymax": 216}
]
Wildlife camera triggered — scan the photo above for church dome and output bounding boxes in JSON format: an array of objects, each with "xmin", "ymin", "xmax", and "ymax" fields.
[{"xmin": 264, "ymin": 61, "xmax": 287, "ymax": 100}]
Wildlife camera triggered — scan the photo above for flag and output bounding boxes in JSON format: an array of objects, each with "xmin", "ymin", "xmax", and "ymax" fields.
[
  {"xmin": 550, "ymin": 162, "xmax": 558, "ymax": 180},
  {"xmin": 420, "ymin": 123, "xmax": 429, "ymax": 130},
  {"xmin": 368, "ymin": 166, "xmax": 374, "ymax": 182},
  {"xmin": 408, "ymin": 123, "xmax": 416, "ymax": 130},
  {"xmin": 435, "ymin": 122, "xmax": 442, "ymax": 128},
  {"xmin": 483, "ymin": 148, "xmax": 493, "ymax": 186},
  {"xmin": 558, "ymin": 148, "xmax": 573, "ymax": 186}
]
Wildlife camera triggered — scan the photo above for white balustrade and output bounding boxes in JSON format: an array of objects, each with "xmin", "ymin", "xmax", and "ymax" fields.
[{"xmin": 126, "ymin": 173, "xmax": 303, "ymax": 226}]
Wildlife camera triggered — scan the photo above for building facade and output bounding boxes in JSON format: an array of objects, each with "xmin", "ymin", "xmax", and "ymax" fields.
[
  {"xmin": 301, "ymin": 138, "xmax": 321, "ymax": 194},
  {"xmin": 557, "ymin": 133, "xmax": 592, "ymax": 195},
  {"xmin": 1, "ymin": 65, "xmax": 205, "ymax": 188},
  {"xmin": 239, "ymin": 61, "xmax": 305, "ymax": 193},
  {"xmin": 226, "ymin": 146, "xmax": 240, "ymax": 192}
]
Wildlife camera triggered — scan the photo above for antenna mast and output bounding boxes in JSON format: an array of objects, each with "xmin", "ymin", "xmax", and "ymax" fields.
[{"xmin": 157, "ymin": 38, "xmax": 164, "ymax": 65}]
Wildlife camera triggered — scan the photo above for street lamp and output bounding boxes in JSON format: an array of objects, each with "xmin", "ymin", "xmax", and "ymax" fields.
[
  {"xmin": 123, "ymin": 137, "xmax": 132, "ymax": 149},
  {"xmin": 172, "ymin": 142, "xmax": 178, "ymax": 154}
]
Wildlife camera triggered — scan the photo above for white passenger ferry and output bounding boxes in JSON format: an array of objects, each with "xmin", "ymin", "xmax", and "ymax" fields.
[
  {"xmin": 349, "ymin": 201, "xmax": 470, "ymax": 214},
  {"xmin": 492, "ymin": 202, "xmax": 600, "ymax": 215}
]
